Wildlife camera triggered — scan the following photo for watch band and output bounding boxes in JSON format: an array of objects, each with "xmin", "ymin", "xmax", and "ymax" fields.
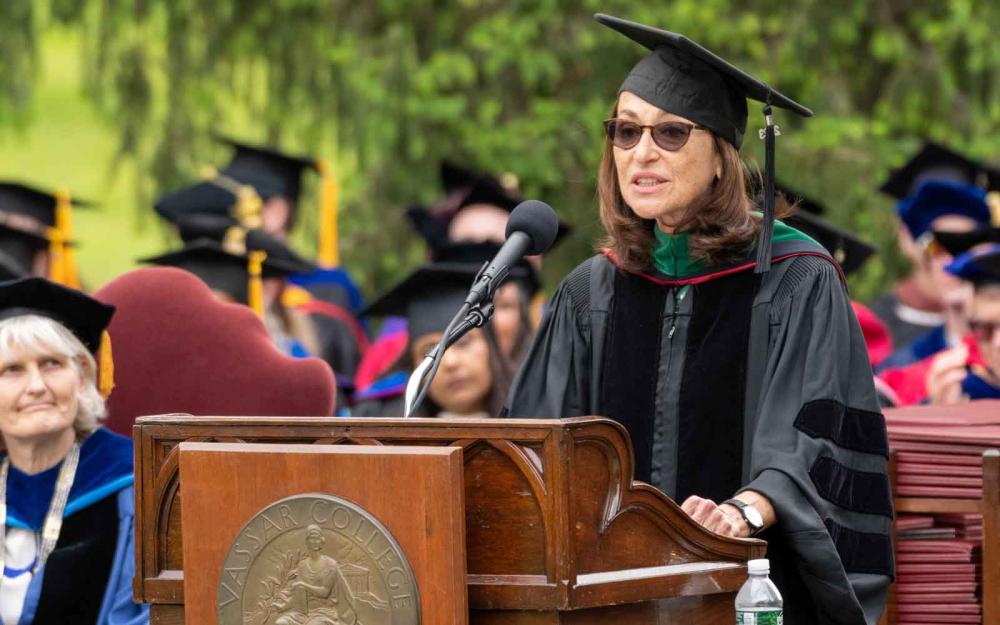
[{"xmin": 722, "ymin": 498, "xmax": 764, "ymax": 535}]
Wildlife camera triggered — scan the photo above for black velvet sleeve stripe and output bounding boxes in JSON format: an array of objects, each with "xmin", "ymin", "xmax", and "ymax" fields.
[
  {"xmin": 824, "ymin": 519, "xmax": 895, "ymax": 579},
  {"xmin": 794, "ymin": 399, "xmax": 889, "ymax": 457},
  {"xmin": 809, "ymin": 456, "xmax": 893, "ymax": 517}
]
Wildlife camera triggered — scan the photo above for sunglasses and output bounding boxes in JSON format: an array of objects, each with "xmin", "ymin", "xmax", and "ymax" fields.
[
  {"xmin": 970, "ymin": 319, "xmax": 1000, "ymax": 343},
  {"xmin": 604, "ymin": 118, "xmax": 708, "ymax": 151}
]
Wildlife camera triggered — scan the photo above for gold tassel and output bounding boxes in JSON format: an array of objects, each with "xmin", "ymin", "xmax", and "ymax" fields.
[
  {"xmin": 247, "ymin": 250, "xmax": 267, "ymax": 318},
  {"xmin": 202, "ymin": 166, "xmax": 263, "ymax": 229},
  {"xmin": 987, "ymin": 191, "xmax": 1000, "ymax": 227},
  {"xmin": 281, "ymin": 284, "xmax": 313, "ymax": 308},
  {"xmin": 98, "ymin": 331, "xmax": 115, "ymax": 398},
  {"xmin": 54, "ymin": 190, "xmax": 79, "ymax": 288},
  {"xmin": 47, "ymin": 225, "xmax": 64, "ymax": 285},
  {"xmin": 530, "ymin": 292, "xmax": 545, "ymax": 329},
  {"xmin": 316, "ymin": 159, "xmax": 339, "ymax": 268}
]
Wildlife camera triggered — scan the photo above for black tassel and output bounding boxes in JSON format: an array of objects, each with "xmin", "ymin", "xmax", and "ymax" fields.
[{"xmin": 755, "ymin": 98, "xmax": 777, "ymax": 274}]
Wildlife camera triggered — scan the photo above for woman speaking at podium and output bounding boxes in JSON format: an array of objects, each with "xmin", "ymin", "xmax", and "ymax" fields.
[{"xmin": 505, "ymin": 14, "xmax": 892, "ymax": 625}]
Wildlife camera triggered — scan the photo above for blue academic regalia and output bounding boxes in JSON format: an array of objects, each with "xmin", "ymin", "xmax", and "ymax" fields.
[
  {"xmin": 962, "ymin": 370, "xmax": 1000, "ymax": 400},
  {"xmin": 5, "ymin": 428, "xmax": 148, "ymax": 625},
  {"xmin": 877, "ymin": 325, "xmax": 949, "ymax": 372}
]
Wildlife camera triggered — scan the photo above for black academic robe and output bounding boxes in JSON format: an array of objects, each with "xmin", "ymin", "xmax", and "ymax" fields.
[{"xmin": 505, "ymin": 241, "xmax": 892, "ymax": 625}]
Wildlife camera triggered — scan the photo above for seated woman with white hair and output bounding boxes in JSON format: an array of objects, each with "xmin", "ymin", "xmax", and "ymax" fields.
[{"xmin": 0, "ymin": 278, "xmax": 147, "ymax": 624}]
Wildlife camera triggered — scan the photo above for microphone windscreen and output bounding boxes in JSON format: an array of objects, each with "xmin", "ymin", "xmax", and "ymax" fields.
[{"xmin": 506, "ymin": 200, "xmax": 560, "ymax": 255}]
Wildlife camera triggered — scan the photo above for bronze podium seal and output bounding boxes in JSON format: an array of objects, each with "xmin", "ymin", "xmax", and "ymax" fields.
[{"xmin": 217, "ymin": 494, "xmax": 420, "ymax": 625}]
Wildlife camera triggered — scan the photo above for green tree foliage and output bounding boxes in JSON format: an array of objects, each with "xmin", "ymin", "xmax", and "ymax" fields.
[{"xmin": 2, "ymin": 0, "xmax": 1000, "ymax": 300}]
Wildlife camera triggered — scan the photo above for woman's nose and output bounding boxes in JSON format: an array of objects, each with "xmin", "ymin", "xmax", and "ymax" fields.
[
  {"xmin": 633, "ymin": 128, "xmax": 660, "ymax": 162},
  {"xmin": 24, "ymin": 364, "xmax": 47, "ymax": 394},
  {"xmin": 440, "ymin": 348, "xmax": 462, "ymax": 370}
]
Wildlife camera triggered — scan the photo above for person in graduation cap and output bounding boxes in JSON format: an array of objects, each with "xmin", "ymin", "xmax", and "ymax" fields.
[
  {"xmin": 155, "ymin": 141, "xmax": 368, "ymax": 403},
  {"xmin": 870, "ymin": 143, "xmax": 1000, "ymax": 351},
  {"xmin": 880, "ymin": 245, "xmax": 1000, "ymax": 405},
  {"xmin": 0, "ymin": 278, "xmax": 147, "ymax": 624},
  {"xmin": 354, "ymin": 263, "xmax": 516, "ymax": 419},
  {"xmin": 155, "ymin": 135, "xmax": 317, "ymax": 240},
  {"xmin": 504, "ymin": 14, "xmax": 891, "ymax": 624},
  {"xmin": 352, "ymin": 241, "xmax": 541, "ymax": 409},
  {"xmin": 407, "ymin": 161, "xmax": 572, "ymax": 270},
  {"xmin": 0, "ymin": 182, "xmax": 90, "ymax": 288},
  {"xmin": 139, "ymin": 217, "xmax": 322, "ymax": 360},
  {"xmin": 874, "ymin": 179, "xmax": 996, "ymax": 372}
]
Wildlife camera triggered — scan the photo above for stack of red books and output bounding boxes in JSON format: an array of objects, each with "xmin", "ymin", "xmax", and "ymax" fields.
[
  {"xmin": 895, "ymin": 515, "xmax": 982, "ymax": 624},
  {"xmin": 885, "ymin": 402, "xmax": 1000, "ymax": 499},
  {"xmin": 884, "ymin": 402, "xmax": 999, "ymax": 625}
]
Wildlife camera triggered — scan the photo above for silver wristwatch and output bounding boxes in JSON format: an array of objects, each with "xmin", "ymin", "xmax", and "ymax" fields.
[{"xmin": 722, "ymin": 498, "xmax": 764, "ymax": 535}]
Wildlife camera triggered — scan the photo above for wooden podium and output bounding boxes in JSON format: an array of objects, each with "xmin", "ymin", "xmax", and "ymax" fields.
[{"xmin": 134, "ymin": 416, "xmax": 765, "ymax": 624}]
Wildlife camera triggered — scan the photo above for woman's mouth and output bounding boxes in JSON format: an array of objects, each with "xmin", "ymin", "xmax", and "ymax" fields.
[
  {"xmin": 20, "ymin": 403, "xmax": 55, "ymax": 413},
  {"xmin": 631, "ymin": 173, "xmax": 669, "ymax": 194}
]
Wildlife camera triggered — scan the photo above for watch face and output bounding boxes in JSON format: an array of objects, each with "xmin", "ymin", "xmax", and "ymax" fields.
[{"xmin": 744, "ymin": 505, "xmax": 764, "ymax": 529}]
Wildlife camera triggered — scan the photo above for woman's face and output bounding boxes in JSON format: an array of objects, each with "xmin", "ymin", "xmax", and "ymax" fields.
[
  {"xmin": 613, "ymin": 91, "xmax": 722, "ymax": 231},
  {"xmin": 411, "ymin": 328, "xmax": 493, "ymax": 415},
  {"xmin": 0, "ymin": 344, "xmax": 82, "ymax": 443},
  {"xmin": 491, "ymin": 282, "xmax": 523, "ymax": 358}
]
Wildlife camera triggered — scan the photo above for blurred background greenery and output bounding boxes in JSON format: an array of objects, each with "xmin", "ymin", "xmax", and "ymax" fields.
[{"xmin": 1, "ymin": 0, "xmax": 999, "ymax": 301}]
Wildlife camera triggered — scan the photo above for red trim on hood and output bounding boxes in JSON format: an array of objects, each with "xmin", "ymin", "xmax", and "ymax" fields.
[{"xmin": 600, "ymin": 248, "xmax": 846, "ymax": 286}]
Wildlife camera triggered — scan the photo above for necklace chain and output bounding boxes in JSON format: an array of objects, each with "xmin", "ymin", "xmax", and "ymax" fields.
[{"xmin": 0, "ymin": 442, "xmax": 81, "ymax": 581}]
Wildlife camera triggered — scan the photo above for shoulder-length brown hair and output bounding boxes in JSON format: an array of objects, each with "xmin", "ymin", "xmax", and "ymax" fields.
[{"xmin": 597, "ymin": 104, "xmax": 788, "ymax": 273}]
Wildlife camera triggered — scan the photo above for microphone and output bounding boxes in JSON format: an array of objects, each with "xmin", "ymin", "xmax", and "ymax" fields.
[{"xmin": 464, "ymin": 200, "xmax": 559, "ymax": 306}]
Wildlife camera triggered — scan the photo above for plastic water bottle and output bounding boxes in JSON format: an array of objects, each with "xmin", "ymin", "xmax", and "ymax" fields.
[{"xmin": 735, "ymin": 558, "xmax": 783, "ymax": 625}]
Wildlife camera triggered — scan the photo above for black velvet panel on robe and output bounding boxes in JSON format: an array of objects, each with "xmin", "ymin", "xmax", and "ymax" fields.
[
  {"xmin": 675, "ymin": 271, "xmax": 755, "ymax": 504},
  {"xmin": 600, "ymin": 269, "xmax": 669, "ymax": 482},
  {"xmin": 32, "ymin": 494, "xmax": 119, "ymax": 625},
  {"xmin": 599, "ymin": 267, "xmax": 754, "ymax": 502}
]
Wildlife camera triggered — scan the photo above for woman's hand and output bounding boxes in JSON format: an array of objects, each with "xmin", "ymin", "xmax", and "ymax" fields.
[
  {"xmin": 681, "ymin": 496, "xmax": 749, "ymax": 538},
  {"xmin": 681, "ymin": 490, "xmax": 776, "ymax": 538}
]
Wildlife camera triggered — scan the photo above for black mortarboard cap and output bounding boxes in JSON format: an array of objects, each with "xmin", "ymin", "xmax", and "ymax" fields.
[
  {"xmin": 214, "ymin": 135, "xmax": 317, "ymax": 206},
  {"xmin": 0, "ymin": 182, "xmax": 94, "ymax": 227},
  {"xmin": 139, "ymin": 238, "xmax": 310, "ymax": 304},
  {"xmin": 0, "ymin": 277, "xmax": 114, "ymax": 353},
  {"xmin": 432, "ymin": 240, "xmax": 540, "ymax": 295},
  {"xmin": 934, "ymin": 227, "xmax": 1000, "ymax": 258},
  {"xmin": 0, "ymin": 224, "xmax": 47, "ymax": 276},
  {"xmin": 362, "ymin": 263, "xmax": 481, "ymax": 339},
  {"xmin": 776, "ymin": 186, "xmax": 876, "ymax": 275},
  {"xmin": 786, "ymin": 211, "xmax": 876, "ymax": 276},
  {"xmin": 880, "ymin": 142, "xmax": 1000, "ymax": 200},
  {"xmin": 172, "ymin": 213, "xmax": 316, "ymax": 275},
  {"xmin": 154, "ymin": 170, "xmax": 284, "ymax": 227},
  {"xmin": 0, "ymin": 249, "xmax": 27, "ymax": 282},
  {"xmin": 596, "ymin": 13, "xmax": 812, "ymax": 149}
]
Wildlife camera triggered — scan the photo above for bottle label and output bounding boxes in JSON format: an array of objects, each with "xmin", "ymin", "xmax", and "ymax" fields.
[{"xmin": 736, "ymin": 610, "xmax": 782, "ymax": 625}]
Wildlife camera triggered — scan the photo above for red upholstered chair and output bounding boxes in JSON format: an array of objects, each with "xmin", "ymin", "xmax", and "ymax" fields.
[{"xmin": 95, "ymin": 267, "xmax": 336, "ymax": 435}]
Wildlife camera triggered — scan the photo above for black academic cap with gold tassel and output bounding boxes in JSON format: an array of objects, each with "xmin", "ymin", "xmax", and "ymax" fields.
[
  {"xmin": 0, "ymin": 182, "xmax": 93, "ymax": 286},
  {"xmin": 0, "ymin": 278, "xmax": 116, "ymax": 391}
]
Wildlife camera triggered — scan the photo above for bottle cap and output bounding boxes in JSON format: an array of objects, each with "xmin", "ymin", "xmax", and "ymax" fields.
[{"xmin": 747, "ymin": 558, "xmax": 770, "ymax": 575}]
